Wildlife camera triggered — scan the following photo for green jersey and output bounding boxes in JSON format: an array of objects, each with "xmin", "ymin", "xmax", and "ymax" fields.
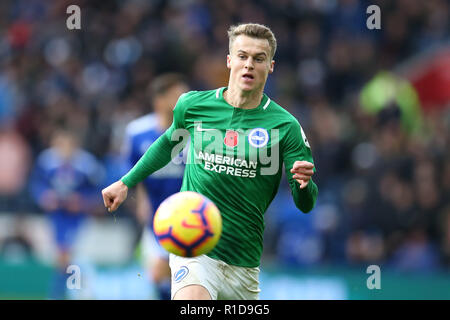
[{"xmin": 122, "ymin": 87, "xmax": 318, "ymax": 267}]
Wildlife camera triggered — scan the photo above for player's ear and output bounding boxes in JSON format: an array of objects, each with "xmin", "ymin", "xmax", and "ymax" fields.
[
  {"xmin": 227, "ymin": 54, "xmax": 231, "ymax": 69},
  {"xmin": 268, "ymin": 60, "xmax": 275, "ymax": 74}
]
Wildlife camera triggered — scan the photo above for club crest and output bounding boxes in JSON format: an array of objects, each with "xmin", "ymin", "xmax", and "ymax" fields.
[
  {"xmin": 174, "ymin": 266, "xmax": 189, "ymax": 283},
  {"xmin": 248, "ymin": 128, "xmax": 269, "ymax": 148}
]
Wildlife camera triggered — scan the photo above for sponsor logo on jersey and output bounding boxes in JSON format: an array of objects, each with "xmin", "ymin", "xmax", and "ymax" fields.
[
  {"xmin": 196, "ymin": 151, "xmax": 257, "ymax": 178},
  {"xmin": 248, "ymin": 128, "xmax": 269, "ymax": 148},
  {"xmin": 224, "ymin": 130, "xmax": 238, "ymax": 148},
  {"xmin": 174, "ymin": 266, "xmax": 189, "ymax": 283}
]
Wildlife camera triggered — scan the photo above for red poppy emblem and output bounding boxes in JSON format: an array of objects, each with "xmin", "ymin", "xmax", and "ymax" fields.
[{"xmin": 224, "ymin": 130, "xmax": 238, "ymax": 147}]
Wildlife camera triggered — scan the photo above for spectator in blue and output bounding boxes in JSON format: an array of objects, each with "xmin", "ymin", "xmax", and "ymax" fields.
[
  {"xmin": 122, "ymin": 73, "xmax": 188, "ymax": 300},
  {"xmin": 29, "ymin": 129, "xmax": 105, "ymax": 299}
]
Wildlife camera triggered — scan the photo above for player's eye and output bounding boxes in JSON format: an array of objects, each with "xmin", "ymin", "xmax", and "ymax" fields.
[{"xmin": 239, "ymin": 55, "xmax": 246, "ymax": 59}]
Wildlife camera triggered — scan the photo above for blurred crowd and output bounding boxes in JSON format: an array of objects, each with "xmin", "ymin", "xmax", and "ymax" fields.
[{"xmin": 0, "ymin": 0, "xmax": 449, "ymax": 272}]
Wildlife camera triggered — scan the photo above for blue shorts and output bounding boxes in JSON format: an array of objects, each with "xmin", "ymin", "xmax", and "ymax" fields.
[{"xmin": 49, "ymin": 211, "xmax": 86, "ymax": 251}]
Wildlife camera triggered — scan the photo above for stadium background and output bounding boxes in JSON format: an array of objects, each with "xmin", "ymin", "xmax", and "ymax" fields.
[{"xmin": 0, "ymin": 0, "xmax": 449, "ymax": 299}]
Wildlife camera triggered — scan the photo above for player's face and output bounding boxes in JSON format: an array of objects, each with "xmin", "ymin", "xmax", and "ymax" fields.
[
  {"xmin": 227, "ymin": 35, "xmax": 274, "ymax": 93},
  {"xmin": 51, "ymin": 133, "xmax": 78, "ymax": 160}
]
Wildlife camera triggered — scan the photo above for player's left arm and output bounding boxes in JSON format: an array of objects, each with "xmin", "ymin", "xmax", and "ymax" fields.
[{"xmin": 282, "ymin": 120, "xmax": 318, "ymax": 213}]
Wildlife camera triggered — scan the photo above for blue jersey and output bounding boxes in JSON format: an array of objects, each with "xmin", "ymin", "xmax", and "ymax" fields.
[
  {"xmin": 123, "ymin": 113, "xmax": 185, "ymax": 223},
  {"xmin": 30, "ymin": 148, "xmax": 104, "ymax": 210}
]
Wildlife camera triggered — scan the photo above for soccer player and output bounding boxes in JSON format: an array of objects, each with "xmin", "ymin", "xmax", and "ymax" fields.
[
  {"xmin": 30, "ymin": 129, "xmax": 104, "ymax": 299},
  {"xmin": 102, "ymin": 23, "xmax": 318, "ymax": 300},
  {"xmin": 123, "ymin": 73, "xmax": 188, "ymax": 299}
]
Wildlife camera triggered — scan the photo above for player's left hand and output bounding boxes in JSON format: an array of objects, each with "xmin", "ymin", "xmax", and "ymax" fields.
[{"xmin": 290, "ymin": 161, "xmax": 314, "ymax": 189}]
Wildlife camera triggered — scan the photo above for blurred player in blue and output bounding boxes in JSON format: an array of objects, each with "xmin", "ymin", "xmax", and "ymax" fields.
[
  {"xmin": 30, "ymin": 129, "xmax": 105, "ymax": 299},
  {"xmin": 122, "ymin": 73, "xmax": 188, "ymax": 299}
]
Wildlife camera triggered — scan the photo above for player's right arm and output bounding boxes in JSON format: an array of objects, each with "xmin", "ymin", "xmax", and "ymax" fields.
[{"xmin": 101, "ymin": 92, "xmax": 190, "ymax": 212}]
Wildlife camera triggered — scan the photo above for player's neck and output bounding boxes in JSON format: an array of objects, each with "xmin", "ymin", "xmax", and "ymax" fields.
[{"xmin": 223, "ymin": 86, "xmax": 263, "ymax": 110}]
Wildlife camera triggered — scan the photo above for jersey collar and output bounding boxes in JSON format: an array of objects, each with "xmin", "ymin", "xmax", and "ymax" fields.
[{"xmin": 218, "ymin": 87, "xmax": 271, "ymax": 111}]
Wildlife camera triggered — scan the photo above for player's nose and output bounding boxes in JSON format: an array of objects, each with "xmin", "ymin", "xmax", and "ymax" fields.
[{"xmin": 245, "ymin": 58, "xmax": 254, "ymax": 69}]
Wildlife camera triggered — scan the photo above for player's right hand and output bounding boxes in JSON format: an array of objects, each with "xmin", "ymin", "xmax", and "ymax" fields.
[{"xmin": 101, "ymin": 180, "xmax": 128, "ymax": 213}]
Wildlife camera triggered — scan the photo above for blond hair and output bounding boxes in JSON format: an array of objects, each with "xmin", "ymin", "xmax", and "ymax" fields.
[{"xmin": 227, "ymin": 23, "xmax": 277, "ymax": 60}]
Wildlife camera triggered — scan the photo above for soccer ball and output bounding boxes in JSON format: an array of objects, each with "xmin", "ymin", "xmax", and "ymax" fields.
[{"xmin": 153, "ymin": 191, "xmax": 222, "ymax": 257}]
